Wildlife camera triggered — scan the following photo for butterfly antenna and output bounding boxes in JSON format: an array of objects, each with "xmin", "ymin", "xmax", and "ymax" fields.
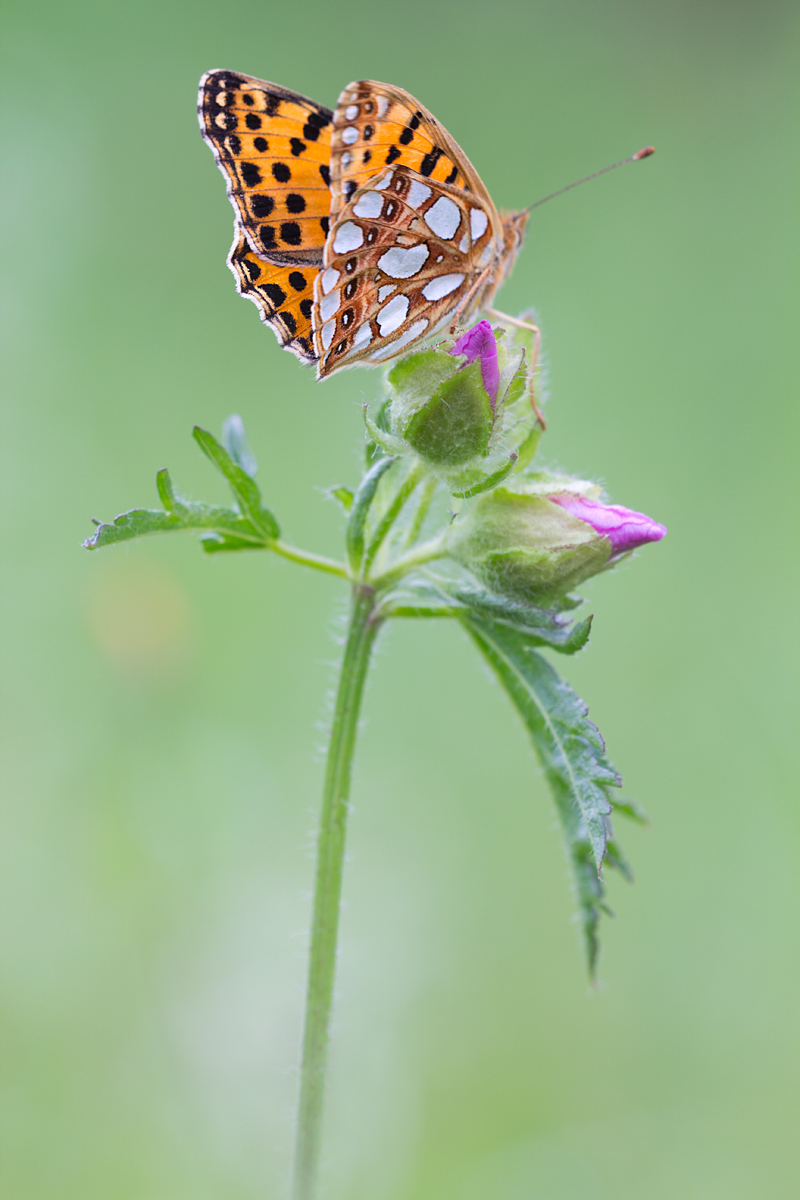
[{"xmin": 523, "ymin": 146, "xmax": 654, "ymax": 213}]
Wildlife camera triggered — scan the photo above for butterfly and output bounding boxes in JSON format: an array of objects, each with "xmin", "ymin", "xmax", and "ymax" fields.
[{"xmin": 198, "ymin": 72, "xmax": 532, "ymax": 379}]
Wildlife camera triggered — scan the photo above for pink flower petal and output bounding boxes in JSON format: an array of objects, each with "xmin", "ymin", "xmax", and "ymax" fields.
[{"xmin": 549, "ymin": 493, "xmax": 667, "ymax": 554}]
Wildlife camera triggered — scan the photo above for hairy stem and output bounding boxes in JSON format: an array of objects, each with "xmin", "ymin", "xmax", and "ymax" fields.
[
  {"xmin": 363, "ymin": 461, "xmax": 424, "ymax": 574},
  {"xmin": 271, "ymin": 540, "xmax": 350, "ymax": 579},
  {"xmin": 292, "ymin": 585, "xmax": 382, "ymax": 1200}
]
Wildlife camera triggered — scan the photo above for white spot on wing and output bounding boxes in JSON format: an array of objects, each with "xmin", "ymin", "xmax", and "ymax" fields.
[
  {"xmin": 344, "ymin": 104, "xmax": 359, "ymax": 120},
  {"xmin": 470, "ymin": 208, "xmax": 489, "ymax": 240},
  {"xmin": 376, "ymin": 96, "xmax": 389, "ymax": 117},
  {"xmin": 352, "ymin": 322, "xmax": 373, "ymax": 349},
  {"xmin": 370, "ymin": 319, "xmax": 429, "ymax": 359},
  {"xmin": 406, "ymin": 180, "xmax": 432, "ymax": 209},
  {"xmin": 319, "ymin": 289, "xmax": 340, "ymax": 322},
  {"xmin": 332, "ymin": 221, "xmax": 364, "ymax": 253},
  {"xmin": 370, "ymin": 169, "xmax": 394, "ymax": 190},
  {"xmin": 321, "ymin": 319, "xmax": 336, "ymax": 350},
  {"xmin": 377, "ymin": 293, "xmax": 410, "ymax": 336},
  {"xmin": 377, "ymin": 284, "xmax": 395, "ymax": 302},
  {"xmin": 422, "ymin": 273, "xmax": 464, "ymax": 301},
  {"xmin": 424, "ymin": 196, "xmax": 461, "ymax": 240},
  {"xmin": 341, "ymin": 152, "xmax": 351, "ymax": 166},
  {"xmin": 353, "ymin": 191, "xmax": 383, "ymax": 219},
  {"xmin": 459, "ymin": 232, "xmax": 470, "ymax": 253},
  {"xmin": 377, "ymin": 243, "xmax": 429, "ymax": 278},
  {"xmin": 477, "ymin": 239, "xmax": 495, "ymax": 268},
  {"xmin": 320, "ymin": 266, "xmax": 340, "ymax": 295},
  {"xmin": 342, "ymin": 126, "xmax": 359, "ymax": 145}
]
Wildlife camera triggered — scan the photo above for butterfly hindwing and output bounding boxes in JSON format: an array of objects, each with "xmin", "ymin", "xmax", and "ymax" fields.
[
  {"xmin": 229, "ymin": 224, "xmax": 318, "ymax": 364},
  {"xmin": 199, "ymin": 70, "xmax": 334, "ymax": 265},
  {"xmin": 313, "ymin": 166, "xmax": 497, "ymax": 374}
]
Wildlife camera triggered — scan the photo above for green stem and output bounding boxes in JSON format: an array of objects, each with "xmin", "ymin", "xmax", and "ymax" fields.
[
  {"xmin": 292, "ymin": 585, "xmax": 382, "ymax": 1200},
  {"xmin": 402, "ymin": 474, "xmax": 437, "ymax": 551},
  {"xmin": 371, "ymin": 536, "xmax": 447, "ymax": 591},
  {"xmin": 363, "ymin": 461, "xmax": 424, "ymax": 574},
  {"xmin": 271, "ymin": 540, "xmax": 350, "ymax": 579}
]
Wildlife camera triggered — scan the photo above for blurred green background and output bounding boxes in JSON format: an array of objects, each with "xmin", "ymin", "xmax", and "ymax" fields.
[{"xmin": 1, "ymin": 0, "xmax": 798, "ymax": 1196}]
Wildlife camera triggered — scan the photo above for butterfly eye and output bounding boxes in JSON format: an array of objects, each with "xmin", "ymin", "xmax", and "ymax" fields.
[{"xmin": 344, "ymin": 279, "xmax": 358, "ymax": 300}]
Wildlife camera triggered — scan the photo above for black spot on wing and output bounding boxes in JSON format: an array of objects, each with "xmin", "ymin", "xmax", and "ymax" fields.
[
  {"xmin": 344, "ymin": 180, "xmax": 356, "ymax": 201},
  {"xmin": 285, "ymin": 193, "xmax": 306, "ymax": 213},
  {"xmin": 320, "ymin": 216, "xmax": 329, "ymax": 234},
  {"xmin": 280, "ymin": 221, "xmax": 302, "ymax": 245},
  {"xmin": 319, "ymin": 163, "xmax": 331, "ymax": 186},
  {"xmin": 279, "ymin": 310, "xmax": 297, "ymax": 334},
  {"xmin": 251, "ymin": 195, "xmax": 274, "ymax": 218},
  {"xmin": 244, "ymin": 258, "xmax": 261, "ymax": 281},
  {"xmin": 300, "ymin": 298, "xmax": 313, "ymax": 319},
  {"xmin": 419, "ymin": 147, "xmax": 442, "ymax": 177},
  {"xmin": 446, "ymin": 165, "xmax": 458, "ymax": 184},
  {"xmin": 245, "ymin": 113, "xmax": 261, "ymax": 130},
  {"xmin": 385, "ymin": 144, "xmax": 401, "ymax": 164},
  {"xmin": 264, "ymin": 283, "xmax": 286, "ymax": 307},
  {"xmin": 288, "ymin": 271, "xmax": 307, "ymax": 291},
  {"xmin": 260, "ymin": 225, "xmax": 276, "ymax": 250},
  {"xmin": 254, "ymin": 136, "xmax": 268, "ymax": 152},
  {"xmin": 272, "ymin": 162, "xmax": 291, "ymax": 182},
  {"xmin": 240, "ymin": 162, "xmax": 262, "ymax": 186},
  {"xmin": 290, "ymin": 138, "xmax": 307, "ymax": 157}
]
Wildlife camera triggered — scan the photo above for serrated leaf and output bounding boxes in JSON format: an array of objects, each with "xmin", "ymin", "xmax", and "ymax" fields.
[
  {"xmin": 611, "ymin": 797, "xmax": 650, "ymax": 826},
  {"xmin": 84, "ymin": 497, "xmax": 268, "ymax": 551},
  {"xmin": 461, "ymin": 614, "xmax": 625, "ymax": 975},
  {"xmin": 346, "ymin": 455, "xmax": 396, "ymax": 574},
  {"xmin": 192, "ymin": 426, "xmax": 278, "ymax": 539},
  {"xmin": 408, "ymin": 577, "xmax": 591, "ymax": 654},
  {"xmin": 221, "ymin": 414, "xmax": 258, "ymax": 477}
]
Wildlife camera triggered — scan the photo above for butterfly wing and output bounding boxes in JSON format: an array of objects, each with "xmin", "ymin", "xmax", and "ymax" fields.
[
  {"xmin": 313, "ymin": 166, "xmax": 499, "ymax": 374},
  {"xmin": 198, "ymin": 70, "xmax": 333, "ymax": 265},
  {"xmin": 328, "ymin": 81, "xmax": 503, "ymax": 238},
  {"xmin": 229, "ymin": 224, "xmax": 318, "ymax": 364}
]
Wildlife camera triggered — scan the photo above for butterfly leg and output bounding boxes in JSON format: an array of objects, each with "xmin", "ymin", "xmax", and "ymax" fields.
[{"xmin": 486, "ymin": 309, "xmax": 545, "ymax": 428}]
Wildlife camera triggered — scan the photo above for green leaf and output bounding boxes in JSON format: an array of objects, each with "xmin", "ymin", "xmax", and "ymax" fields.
[
  {"xmin": 328, "ymin": 485, "xmax": 354, "ymax": 513},
  {"xmin": 192, "ymin": 426, "xmax": 278, "ymax": 539},
  {"xmin": 156, "ymin": 468, "xmax": 178, "ymax": 511},
  {"xmin": 461, "ymin": 614, "xmax": 625, "ymax": 975},
  {"xmin": 611, "ymin": 797, "xmax": 650, "ymax": 826},
  {"xmin": 221, "ymin": 414, "xmax": 258, "ymax": 477},
  {"xmin": 390, "ymin": 575, "xmax": 591, "ymax": 654},
  {"xmin": 84, "ymin": 507, "xmax": 186, "ymax": 548},
  {"xmin": 346, "ymin": 455, "xmax": 396, "ymax": 574},
  {"xmin": 448, "ymin": 451, "xmax": 518, "ymax": 499}
]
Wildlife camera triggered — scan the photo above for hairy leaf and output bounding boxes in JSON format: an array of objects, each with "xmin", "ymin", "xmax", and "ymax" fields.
[
  {"xmin": 461, "ymin": 613, "xmax": 625, "ymax": 975},
  {"xmin": 221, "ymin": 414, "xmax": 258, "ymax": 478},
  {"xmin": 192, "ymin": 426, "xmax": 278, "ymax": 539},
  {"xmin": 346, "ymin": 456, "xmax": 396, "ymax": 574}
]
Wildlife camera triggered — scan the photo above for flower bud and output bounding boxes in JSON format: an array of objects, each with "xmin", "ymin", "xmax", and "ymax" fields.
[
  {"xmin": 385, "ymin": 320, "xmax": 521, "ymax": 467},
  {"xmin": 448, "ymin": 477, "xmax": 666, "ymax": 601}
]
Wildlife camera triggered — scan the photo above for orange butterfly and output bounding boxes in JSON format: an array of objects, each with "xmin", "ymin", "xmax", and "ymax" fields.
[{"xmin": 198, "ymin": 72, "xmax": 533, "ymax": 378}]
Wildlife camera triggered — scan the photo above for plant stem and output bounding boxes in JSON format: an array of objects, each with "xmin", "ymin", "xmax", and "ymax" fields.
[
  {"xmin": 363, "ymin": 461, "xmax": 424, "ymax": 574},
  {"xmin": 292, "ymin": 585, "xmax": 382, "ymax": 1200},
  {"xmin": 271, "ymin": 540, "xmax": 350, "ymax": 579}
]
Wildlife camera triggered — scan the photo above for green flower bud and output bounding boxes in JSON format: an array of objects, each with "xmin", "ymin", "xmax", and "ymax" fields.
[
  {"xmin": 448, "ymin": 478, "xmax": 613, "ymax": 602},
  {"xmin": 385, "ymin": 321, "xmax": 526, "ymax": 468}
]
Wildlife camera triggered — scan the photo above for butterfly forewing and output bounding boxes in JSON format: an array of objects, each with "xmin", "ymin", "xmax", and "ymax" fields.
[
  {"xmin": 229, "ymin": 224, "xmax": 318, "ymax": 364},
  {"xmin": 313, "ymin": 166, "xmax": 498, "ymax": 374},
  {"xmin": 199, "ymin": 71, "xmax": 333, "ymax": 264},
  {"xmin": 328, "ymin": 81, "xmax": 502, "ymax": 233}
]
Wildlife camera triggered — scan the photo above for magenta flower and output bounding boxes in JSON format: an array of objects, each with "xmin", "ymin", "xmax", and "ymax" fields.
[
  {"xmin": 548, "ymin": 493, "xmax": 667, "ymax": 555},
  {"xmin": 450, "ymin": 319, "xmax": 500, "ymax": 407}
]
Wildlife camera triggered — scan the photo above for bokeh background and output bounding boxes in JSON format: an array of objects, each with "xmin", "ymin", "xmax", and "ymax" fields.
[{"xmin": 1, "ymin": 0, "xmax": 798, "ymax": 1196}]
